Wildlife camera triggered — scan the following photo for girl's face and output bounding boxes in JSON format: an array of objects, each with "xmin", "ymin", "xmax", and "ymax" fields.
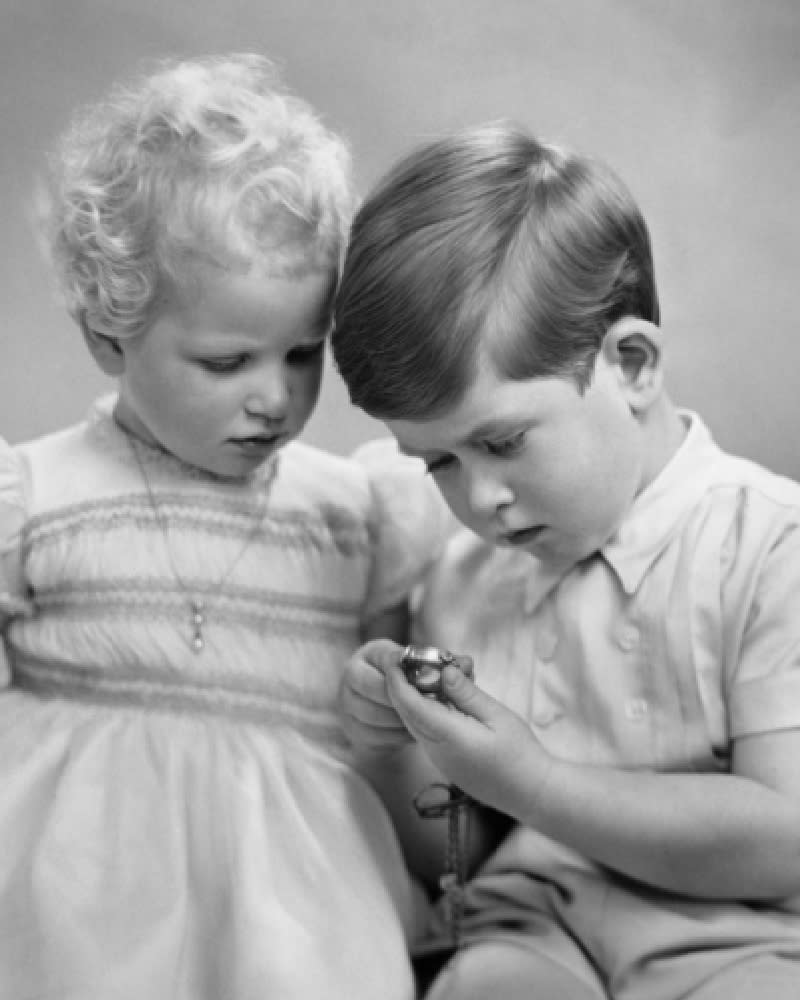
[
  {"xmin": 387, "ymin": 357, "xmax": 648, "ymax": 570},
  {"xmin": 114, "ymin": 265, "xmax": 336, "ymax": 479}
]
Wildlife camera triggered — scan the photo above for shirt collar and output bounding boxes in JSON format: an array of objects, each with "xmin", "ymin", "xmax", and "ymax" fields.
[{"xmin": 600, "ymin": 411, "xmax": 722, "ymax": 595}]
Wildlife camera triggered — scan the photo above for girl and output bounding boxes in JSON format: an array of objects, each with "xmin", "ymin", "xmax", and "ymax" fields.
[{"xmin": 0, "ymin": 54, "xmax": 446, "ymax": 999}]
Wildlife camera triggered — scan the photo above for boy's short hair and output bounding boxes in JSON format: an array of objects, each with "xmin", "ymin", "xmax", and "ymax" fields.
[
  {"xmin": 332, "ymin": 121, "xmax": 659, "ymax": 420},
  {"xmin": 40, "ymin": 53, "xmax": 354, "ymax": 338}
]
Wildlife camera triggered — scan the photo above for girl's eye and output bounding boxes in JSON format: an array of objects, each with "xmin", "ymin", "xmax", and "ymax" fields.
[
  {"xmin": 199, "ymin": 355, "xmax": 248, "ymax": 374},
  {"xmin": 487, "ymin": 431, "xmax": 526, "ymax": 457},
  {"xmin": 286, "ymin": 341, "xmax": 325, "ymax": 366}
]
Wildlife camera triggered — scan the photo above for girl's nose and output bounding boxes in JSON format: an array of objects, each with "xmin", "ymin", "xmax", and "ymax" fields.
[{"xmin": 244, "ymin": 370, "xmax": 290, "ymax": 422}]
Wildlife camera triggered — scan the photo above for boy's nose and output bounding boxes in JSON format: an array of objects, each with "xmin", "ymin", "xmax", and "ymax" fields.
[{"xmin": 465, "ymin": 470, "xmax": 514, "ymax": 517}]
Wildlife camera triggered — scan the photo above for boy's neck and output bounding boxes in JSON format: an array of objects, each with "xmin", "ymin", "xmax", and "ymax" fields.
[{"xmin": 637, "ymin": 394, "xmax": 688, "ymax": 495}]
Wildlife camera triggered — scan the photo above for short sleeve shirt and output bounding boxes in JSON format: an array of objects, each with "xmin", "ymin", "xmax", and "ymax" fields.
[{"xmin": 414, "ymin": 411, "xmax": 800, "ymax": 773}]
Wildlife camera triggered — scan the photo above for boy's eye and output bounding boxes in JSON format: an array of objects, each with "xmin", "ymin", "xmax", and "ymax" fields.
[
  {"xmin": 424, "ymin": 455, "xmax": 456, "ymax": 476},
  {"xmin": 198, "ymin": 355, "xmax": 248, "ymax": 374},
  {"xmin": 286, "ymin": 341, "xmax": 325, "ymax": 365},
  {"xmin": 486, "ymin": 431, "xmax": 527, "ymax": 457}
]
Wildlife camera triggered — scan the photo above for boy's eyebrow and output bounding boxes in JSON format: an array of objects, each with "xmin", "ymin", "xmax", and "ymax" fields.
[
  {"xmin": 396, "ymin": 416, "xmax": 529, "ymax": 457},
  {"xmin": 456, "ymin": 414, "xmax": 535, "ymax": 447},
  {"xmin": 464, "ymin": 417, "xmax": 523, "ymax": 440}
]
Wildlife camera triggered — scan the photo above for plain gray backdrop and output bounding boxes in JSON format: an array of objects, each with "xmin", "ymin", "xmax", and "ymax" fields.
[{"xmin": 1, "ymin": 0, "xmax": 799, "ymax": 476}]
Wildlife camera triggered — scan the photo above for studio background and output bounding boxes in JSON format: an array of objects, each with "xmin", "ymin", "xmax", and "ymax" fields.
[{"xmin": 1, "ymin": 0, "xmax": 798, "ymax": 476}]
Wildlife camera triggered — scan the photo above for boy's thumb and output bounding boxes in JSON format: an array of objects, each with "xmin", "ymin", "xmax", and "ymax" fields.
[{"xmin": 440, "ymin": 664, "xmax": 496, "ymax": 723}]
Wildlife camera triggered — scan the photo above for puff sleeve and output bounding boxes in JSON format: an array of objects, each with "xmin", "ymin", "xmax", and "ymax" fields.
[
  {"xmin": 0, "ymin": 438, "xmax": 31, "ymax": 684},
  {"xmin": 354, "ymin": 437, "xmax": 455, "ymax": 620}
]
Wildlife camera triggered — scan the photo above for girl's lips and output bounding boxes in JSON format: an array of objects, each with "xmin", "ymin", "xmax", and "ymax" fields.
[
  {"xmin": 230, "ymin": 435, "xmax": 283, "ymax": 454},
  {"xmin": 503, "ymin": 525, "xmax": 545, "ymax": 546}
]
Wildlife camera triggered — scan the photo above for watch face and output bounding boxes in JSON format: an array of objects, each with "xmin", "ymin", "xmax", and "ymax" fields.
[{"xmin": 400, "ymin": 645, "xmax": 455, "ymax": 700}]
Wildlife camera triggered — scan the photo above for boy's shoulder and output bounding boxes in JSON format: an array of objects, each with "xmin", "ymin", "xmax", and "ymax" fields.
[
  {"xmin": 707, "ymin": 448, "xmax": 800, "ymax": 513},
  {"xmin": 661, "ymin": 411, "xmax": 800, "ymax": 528}
]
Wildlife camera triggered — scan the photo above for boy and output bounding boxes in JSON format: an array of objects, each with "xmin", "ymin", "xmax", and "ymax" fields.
[{"xmin": 331, "ymin": 122, "xmax": 800, "ymax": 998}]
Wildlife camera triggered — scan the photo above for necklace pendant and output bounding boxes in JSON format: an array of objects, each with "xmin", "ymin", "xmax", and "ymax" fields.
[
  {"xmin": 125, "ymin": 432, "xmax": 269, "ymax": 659},
  {"xmin": 191, "ymin": 599, "xmax": 205, "ymax": 653}
]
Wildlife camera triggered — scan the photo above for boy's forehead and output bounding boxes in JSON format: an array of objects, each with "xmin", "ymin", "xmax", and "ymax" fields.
[
  {"xmin": 387, "ymin": 373, "xmax": 582, "ymax": 455},
  {"xmin": 389, "ymin": 412, "xmax": 515, "ymax": 456}
]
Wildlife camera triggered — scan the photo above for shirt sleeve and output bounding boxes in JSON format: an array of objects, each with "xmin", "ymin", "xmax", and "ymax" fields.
[
  {"xmin": 352, "ymin": 437, "xmax": 455, "ymax": 620},
  {"xmin": 0, "ymin": 438, "xmax": 32, "ymax": 686},
  {"xmin": 726, "ymin": 509, "xmax": 800, "ymax": 738}
]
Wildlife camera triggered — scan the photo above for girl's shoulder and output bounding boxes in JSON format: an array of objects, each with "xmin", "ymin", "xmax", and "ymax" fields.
[
  {"xmin": 349, "ymin": 436, "xmax": 452, "ymax": 535},
  {"xmin": 14, "ymin": 406, "xmax": 130, "ymax": 516},
  {"xmin": 273, "ymin": 440, "xmax": 374, "ymax": 517},
  {"xmin": 2, "ymin": 418, "xmax": 100, "ymax": 521}
]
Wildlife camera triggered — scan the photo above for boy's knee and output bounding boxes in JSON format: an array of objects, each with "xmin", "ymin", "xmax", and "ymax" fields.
[{"xmin": 422, "ymin": 941, "xmax": 604, "ymax": 1000}]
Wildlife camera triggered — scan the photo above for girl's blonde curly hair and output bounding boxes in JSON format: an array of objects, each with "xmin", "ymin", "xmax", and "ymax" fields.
[{"xmin": 39, "ymin": 53, "xmax": 354, "ymax": 339}]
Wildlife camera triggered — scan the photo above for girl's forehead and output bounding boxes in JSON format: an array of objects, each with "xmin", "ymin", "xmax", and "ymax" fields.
[
  {"xmin": 169, "ymin": 261, "xmax": 335, "ymax": 308},
  {"xmin": 149, "ymin": 264, "xmax": 336, "ymax": 349}
]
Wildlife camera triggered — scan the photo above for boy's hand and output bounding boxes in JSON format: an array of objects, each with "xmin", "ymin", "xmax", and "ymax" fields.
[
  {"xmin": 383, "ymin": 658, "xmax": 550, "ymax": 816},
  {"xmin": 339, "ymin": 639, "xmax": 416, "ymax": 752}
]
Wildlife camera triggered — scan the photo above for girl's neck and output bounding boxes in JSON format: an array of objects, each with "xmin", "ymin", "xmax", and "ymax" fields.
[{"xmin": 111, "ymin": 398, "xmax": 166, "ymax": 455}]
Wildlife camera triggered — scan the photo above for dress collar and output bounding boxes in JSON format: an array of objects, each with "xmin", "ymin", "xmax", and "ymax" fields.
[
  {"xmin": 86, "ymin": 393, "xmax": 279, "ymax": 489},
  {"xmin": 600, "ymin": 411, "xmax": 722, "ymax": 594}
]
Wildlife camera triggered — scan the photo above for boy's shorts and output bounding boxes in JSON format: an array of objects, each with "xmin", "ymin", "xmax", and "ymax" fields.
[{"xmin": 415, "ymin": 851, "xmax": 800, "ymax": 999}]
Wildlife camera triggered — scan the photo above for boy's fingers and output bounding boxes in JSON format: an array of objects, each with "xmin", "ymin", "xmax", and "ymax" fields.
[
  {"xmin": 453, "ymin": 653, "xmax": 475, "ymax": 680},
  {"xmin": 383, "ymin": 666, "xmax": 451, "ymax": 742},
  {"xmin": 340, "ymin": 685, "xmax": 407, "ymax": 730},
  {"xmin": 357, "ymin": 639, "xmax": 407, "ymax": 677},
  {"xmin": 439, "ymin": 665, "xmax": 495, "ymax": 723},
  {"xmin": 345, "ymin": 663, "xmax": 390, "ymax": 704},
  {"xmin": 345, "ymin": 639, "xmax": 406, "ymax": 703},
  {"xmin": 386, "ymin": 662, "xmax": 497, "ymax": 733}
]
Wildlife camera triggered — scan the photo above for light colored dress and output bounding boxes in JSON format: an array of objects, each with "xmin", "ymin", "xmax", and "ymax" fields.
[{"xmin": 0, "ymin": 396, "xmax": 446, "ymax": 1000}]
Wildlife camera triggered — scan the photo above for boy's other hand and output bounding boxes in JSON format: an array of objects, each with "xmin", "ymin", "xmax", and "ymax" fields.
[{"xmin": 339, "ymin": 640, "xmax": 416, "ymax": 752}]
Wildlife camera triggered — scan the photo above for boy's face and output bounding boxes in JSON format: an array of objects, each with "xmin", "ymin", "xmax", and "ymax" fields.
[
  {"xmin": 388, "ymin": 356, "xmax": 648, "ymax": 570},
  {"xmin": 113, "ymin": 264, "xmax": 336, "ymax": 479}
]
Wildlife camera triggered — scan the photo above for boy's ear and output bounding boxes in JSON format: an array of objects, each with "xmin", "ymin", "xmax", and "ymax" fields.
[
  {"xmin": 80, "ymin": 312, "xmax": 126, "ymax": 376},
  {"xmin": 600, "ymin": 316, "xmax": 664, "ymax": 414}
]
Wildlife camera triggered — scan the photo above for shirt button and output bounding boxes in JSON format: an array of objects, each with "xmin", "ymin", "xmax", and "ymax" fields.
[
  {"xmin": 535, "ymin": 631, "xmax": 558, "ymax": 661},
  {"xmin": 625, "ymin": 698, "xmax": 649, "ymax": 721},
  {"xmin": 616, "ymin": 625, "xmax": 640, "ymax": 651}
]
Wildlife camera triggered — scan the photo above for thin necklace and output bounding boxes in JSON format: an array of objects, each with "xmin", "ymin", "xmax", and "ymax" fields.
[{"xmin": 123, "ymin": 428, "xmax": 272, "ymax": 653}]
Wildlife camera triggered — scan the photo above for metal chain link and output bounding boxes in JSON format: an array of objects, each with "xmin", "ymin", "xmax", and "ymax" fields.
[{"xmin": 414, "ymin": 782, "xmax": 471, "ymax": 948}]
